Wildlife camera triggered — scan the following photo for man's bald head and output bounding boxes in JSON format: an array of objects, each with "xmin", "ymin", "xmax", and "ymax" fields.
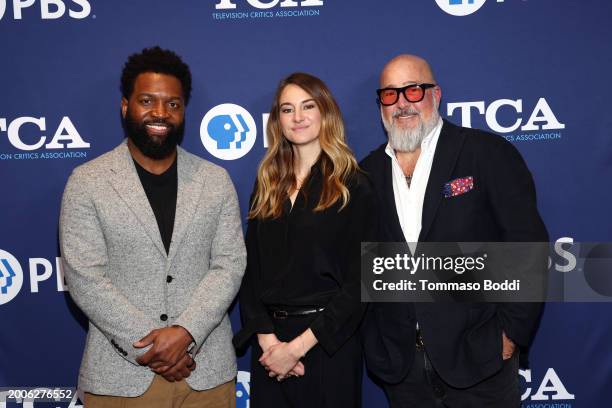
[
  {"xmin": 378, "ymin": 54, "xmax": 441, "ymax": 153},
  {"xmin": 380, "ymin": 54, "xmax": 437, "ymax": 88}
]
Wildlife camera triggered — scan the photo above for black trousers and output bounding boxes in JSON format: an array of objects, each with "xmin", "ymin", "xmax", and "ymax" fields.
[
  {"xmin": 384, "ymin": 348, "xmax": 520, "ymax": 408},
  {"xmin": 250, "ymin": 313, "xmax": 362, "ymax": 408}
]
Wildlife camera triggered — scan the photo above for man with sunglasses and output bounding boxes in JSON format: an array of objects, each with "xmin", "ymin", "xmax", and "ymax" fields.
[{"xmin": 360, "ymin": 54, "xmax": 548, "ymax": 407}]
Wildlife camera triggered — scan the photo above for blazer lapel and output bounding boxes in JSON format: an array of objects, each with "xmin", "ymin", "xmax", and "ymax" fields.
[
  {"xmin": 366, "ymin": 144, "xmax": 405, "ymax": 242},
  {"xmin": 381, "ymin": 154, "xmax": 407, "ymax": 242},
  {"xmin": 107, "ymin": 142, "xmax": 168, "ymax": 258},
  {"xmin": 419, "ymin": 120, "xmax": 465, "ymax": 241},
  {"xmin": 167, "ymin": 147, "xmax": 205, "ymax": 264}
]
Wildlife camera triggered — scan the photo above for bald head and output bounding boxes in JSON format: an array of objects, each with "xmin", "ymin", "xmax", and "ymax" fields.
[
  {"xmin": 380, "ymin": 54, "xmax": 436, "ymax": 88},
  {"xmin": 378, "ymin": 55, "xmax": 442, "ymax": 153}
]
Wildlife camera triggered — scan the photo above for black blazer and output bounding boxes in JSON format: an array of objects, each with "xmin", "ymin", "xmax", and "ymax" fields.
[{"xmin": 360, "ymin": 120, "xmax": 548, "ymax": 388}]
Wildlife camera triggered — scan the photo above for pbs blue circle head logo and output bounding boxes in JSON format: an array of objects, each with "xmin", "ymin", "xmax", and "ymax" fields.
[
  {"xmin": 0, "ymin": 249, "xmax": 23, "ymax": 305},
  {"xmin": 435, "ymin": 0, "xmax": 486, "ymax": 16},
  {"xmin": 200, "ymin": 103, "xmax": 257, "ymax": 160},
  {"xmin": 236, "ymin": 370, "xmax": 250, "ymax": 407},
  {"xmin": 0, "ymin": 0, "xmax": 6, "ymax": 20}
]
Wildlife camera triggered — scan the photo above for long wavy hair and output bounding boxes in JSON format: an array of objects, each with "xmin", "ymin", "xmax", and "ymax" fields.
[{"xmin": 249, "ymin": 72, "xmax": 359, "ymax": 220}]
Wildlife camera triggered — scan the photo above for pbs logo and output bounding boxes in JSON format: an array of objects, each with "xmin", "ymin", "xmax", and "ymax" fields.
[
  {"xmin": 0, "ymin": 249, "xmax": 23, "ymax": 305},
  {"xmin": 435, "ymin": 0, "xmax": 486, "ymax": 16},
  {"xmin": 0, "ymin": 0, "xmax": 91, "ymax": 21},
  {"xmin": 236, "ymin": 370, "xmax": 250, "ymax": 407},
  {"xmin": 200, "ymin": 103, "xmax": 257, "ymax": 161}
]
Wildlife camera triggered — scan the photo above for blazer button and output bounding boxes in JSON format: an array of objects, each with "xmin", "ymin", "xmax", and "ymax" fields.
[
  {"xmin": 122, "ymin": 350, "xmax": 128, "ymax": 356},
  {"xmin": 166, "ymin": 275, "xmax": 173, "ymax": 283},
  {"xmin": 160, "ymin": 314, "xmax": 168, "ymax": 321}
]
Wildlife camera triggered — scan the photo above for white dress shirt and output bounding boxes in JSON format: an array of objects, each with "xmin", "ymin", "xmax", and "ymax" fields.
[{"xmin": 385, "ymin": 117, "xmax": 443, "ymax": 245}]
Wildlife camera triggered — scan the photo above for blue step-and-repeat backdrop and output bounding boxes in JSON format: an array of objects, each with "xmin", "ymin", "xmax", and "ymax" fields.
[{"xmin": 1, "ymin": 1, "xmax": 611, "ymax": 407}]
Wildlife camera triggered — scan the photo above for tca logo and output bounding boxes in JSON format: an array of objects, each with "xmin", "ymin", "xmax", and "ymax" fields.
[
  {"xmin": 215, "ymin": 0, "xmax": 322, "ymax": 10},
  {"xmin": 520, "ymin": 368, "xmax": 575, "ymax": 401},
  {"xmin": 0, "ymin": 0, "xmax": 90, "ymax": 20},
  {"xmin": 446, "ymin": 98, "xmax": 565, "ymax": 134},
  {"xmin": 0, "ymin": 116, "xmax": 90, "ymax": 151},
  {"xmin": 200, "ymin": 104, "xmax": 257, "ymax": 161}
]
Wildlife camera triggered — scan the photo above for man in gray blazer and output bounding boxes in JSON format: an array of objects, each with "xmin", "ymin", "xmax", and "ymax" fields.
[{"xmin": 59, "ymin": 46, "xmax": 246, "ymax": 407}]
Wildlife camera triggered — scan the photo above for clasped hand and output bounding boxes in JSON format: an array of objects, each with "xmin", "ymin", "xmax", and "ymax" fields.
[
  {"xmin": 134, "ymin": 326, "xmax": 195, "ymax": 382},
  {"xmin": 258, "ymin": 333, "xmax": 305, "ymax": 381}
]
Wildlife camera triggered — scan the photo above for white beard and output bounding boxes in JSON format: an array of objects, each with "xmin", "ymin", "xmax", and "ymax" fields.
[{"xmin": 383, "ymin": 97, "xmax": 440, "ymax": 153}]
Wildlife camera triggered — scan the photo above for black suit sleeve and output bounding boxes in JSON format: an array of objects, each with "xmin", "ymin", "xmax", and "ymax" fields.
[{"xmin": 485, "ymin": 139, "xmax": 549, "ymax": 347}]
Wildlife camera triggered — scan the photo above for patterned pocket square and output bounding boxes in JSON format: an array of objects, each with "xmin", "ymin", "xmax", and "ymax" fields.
[{"xmin": 443, "ymin": 176, "xmax": 474, "ymax": 198}]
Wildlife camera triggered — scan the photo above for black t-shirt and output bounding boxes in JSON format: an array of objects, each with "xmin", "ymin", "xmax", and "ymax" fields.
[{"xmin": 134, "ymin": 158, "xmax": 177, "ymax": 254}]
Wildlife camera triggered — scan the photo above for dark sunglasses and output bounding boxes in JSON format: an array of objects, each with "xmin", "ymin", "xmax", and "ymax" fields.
[{"xmin": 376, "ymin": 83, "xmax": 436, "ymax": 106}]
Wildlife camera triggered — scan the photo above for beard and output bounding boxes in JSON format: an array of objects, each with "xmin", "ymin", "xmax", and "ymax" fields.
[
  {"xmin": 123, "ymin": 109, "xmax": 184, "ymax": 160},
  {"xmin": 383, "ymin": 96, "xmax": 440, "ymax": 153}
]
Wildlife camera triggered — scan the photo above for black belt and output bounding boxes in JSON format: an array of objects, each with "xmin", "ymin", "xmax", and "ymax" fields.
[{"xmin": 268, "ymin": 307, "xmax": 325, "ymax": 320}]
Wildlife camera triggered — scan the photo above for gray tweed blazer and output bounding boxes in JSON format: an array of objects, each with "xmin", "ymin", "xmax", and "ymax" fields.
[{"xmin": 59, "ymin": 141, "xmax": 246, "ymax": 396}]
